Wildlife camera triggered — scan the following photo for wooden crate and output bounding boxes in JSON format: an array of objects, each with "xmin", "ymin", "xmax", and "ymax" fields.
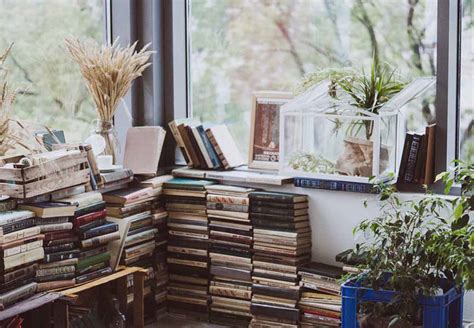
[{"xmin": 0, "ymin": 150, "xmax": 90, "ymax": 199}]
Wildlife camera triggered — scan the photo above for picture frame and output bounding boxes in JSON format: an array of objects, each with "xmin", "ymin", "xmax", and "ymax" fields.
[{"xmin": 248, "ymin": 91, "xmax": 292, "ymax": 170}]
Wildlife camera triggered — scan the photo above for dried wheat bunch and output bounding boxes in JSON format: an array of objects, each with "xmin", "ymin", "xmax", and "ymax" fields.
[{"xmin": 65, "ymin": 37, "xmax": 153, "ymax": 123}]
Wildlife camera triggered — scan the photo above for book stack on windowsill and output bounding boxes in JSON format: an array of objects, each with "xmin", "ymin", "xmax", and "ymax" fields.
[
  {"xmin": 206, "ymin": 185, "xmax": 256, "ymax": 327},
  {"xmin": 139, "ymin": 176, "xmax": 173, "ymax": 318},
  {"xmin": 0, "ymin": 199, "xmax": 43, "ymax": 310},
  {"xmin": 249, "ymin": 192, "xmax": 311, "ymax": 328},
  {"xmin": 58, "ymin": 191, "xmax": 118, "ymax": 284},
  {"xmin": 18, "ymin": 201, "xmax": 79, "ymax": 291},
  {"xmin": 298, "ymin": 262, "xmax": 343, "ymax": 327},
  {"xmin": 163, "ymin": 178, "xmax": 215, "ymax": 321},
  {"xmin": 397, "ymin": 124, "xmax": 436, "ymax": 189},
  {"xmin": 168, "ymin": 119, "xmax": 245, "ymax": 170}
]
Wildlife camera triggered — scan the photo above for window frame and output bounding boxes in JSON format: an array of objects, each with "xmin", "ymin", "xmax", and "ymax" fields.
[{"xmin": 164, "ymin": 0, "xmax": 464, "ymax": 184}]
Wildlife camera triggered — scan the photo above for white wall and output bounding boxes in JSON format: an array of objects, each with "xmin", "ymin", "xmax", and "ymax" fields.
[{"xmin": 235, "ymin": 183, "xmax": 474, "ymax": 322}]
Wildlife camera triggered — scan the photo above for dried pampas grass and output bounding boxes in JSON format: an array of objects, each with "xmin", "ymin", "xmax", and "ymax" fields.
[{"xmin": 64, "ymin": 37, "xmax": 153, "ymax": 123}]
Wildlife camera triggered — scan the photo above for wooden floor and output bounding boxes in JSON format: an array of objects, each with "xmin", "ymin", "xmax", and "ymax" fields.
[{"xmin": 147, "ymin": 315, "xmax": 229, "ymax": 327}]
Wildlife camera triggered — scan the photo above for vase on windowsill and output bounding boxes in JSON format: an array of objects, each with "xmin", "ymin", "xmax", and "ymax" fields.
[{"xmin": 93, "ymin": 119, "xmax": 119, "ymax": 164}]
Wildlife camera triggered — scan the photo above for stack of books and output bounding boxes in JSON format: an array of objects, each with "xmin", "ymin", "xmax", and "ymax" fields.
[
  {"xmin": 206, "ymin": 185, "xmax": 255, "ymax": 326},
  {"xmin": 397, "ymin": 124, "xmax": 436, "ymax": 187},
  {"xmin": 0, "ymin": 204, "xmax": 43, "ymax": 309},
  {"xmin": 59, "ymin": 191, "xmax": 118, "ymax": 284},
  {"xmin": 99, "ymin": 168, "xmax": 134, "ymax": 193},
  {"xmin": 18, "ymin": 201, "xmax": 78, "ymax": 291},
  {"xmin": 163, "ymin": 178, "xmax": 214, "ymax": 320},
  {"xmin": 249, "ymin": 191, "xmax": 311, "ymax": 328},
  {"xmin": 140, "ymin": 176, "xmax": 172, "ymax": 318},
  {"xmin": 168, "ymin": 119, "xmax": 245, "ymax": 169},
  {"xmin": 298, "ymin": 262, "xmax": 343, "ymax": 327}
]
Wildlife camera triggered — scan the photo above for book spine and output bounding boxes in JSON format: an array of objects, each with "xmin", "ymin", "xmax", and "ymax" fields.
[
  {"xmin": 0, "ymin": 213, "xmax": 34, "ymax": 227},
  {"xmin": 36, "ymin": 272, "xmax": 75, "ymax": 282},
  {"xmin": 39, "ymin": 258, "xmax": 78, "ymax": 270},
  {"xmin": 2, "ymin": 240, "xmax": 43, "ymax": 258},
  {"xmin": 206, "ymin": 130, "xmax": 230, "ymax": 169},
  {"xmin": 191, "ymin": 126, "xmax": 214, "ymax": 168},
  {"xmin": 36, "ymin": 265, "xmax": 76, "ymax": 277},
  {"xmin": 294, "ymin": 178, "xmax": 375, "ymax": 193},
  {"xmin": 424, "ymin": 125, "xmax": 436, "ymax": 184},
  {"xmin": 178, "ymin": 124, "xmax": 200, "ymax": 168},
  {"xmin": 207, "ymin": 195, "xmax": 249, "ymax": 205},
  {"xmin": 39, "ymin": 222, "xmax": 73, "ymax": 233},
  {"xmin": 0, "ymin": 282, "xmax": 37, "ymax": 308},
  {"xmin": 44, "ymin": 251, "xmax": 79, "ymax": 263},
  {"xmin": 74, "ymin": 202, "xmax": 106, "ymax": 218},
  {"xmin": 206, "ymin": 202, "xmax": 249, "ymax": 212},
  {"xmin": 77, "ymin": 218, "xmax": 106, "ymax": 233},
  {"xmin": 2, "ymin": 248, "xmax": 44, "ymax": 271},
  {"xmin": 80, "ymin": 231, "xmax": 120, "ymax": 248},
  {"xmin": 76, "ymin": 267, "xmax": 112, "ymax": 284},
  {"xmin": 77, "ymin": 252, "xmax": 111, "ymax": 271},
  {"xmin": 0, "ymin": 226, "xmax": 41, "ymax": 244},
  {"xmin": 81, "ymin": 223, "xmax": 118, "ymax": 239},
  {"xmin": 1, "ymin": 263, "xmax": 38, "ymax": 283},
  {"xmin": 43, "ymin": 242, "xmax": 75, "ymax": 254},
  {"xmin": 186, "ymin": 126, "xmax": 207, "ymax": 168},
  {"xmin": 101, "ymin": 169, "xmax": 133, "ymax": 184},
  {"xmin": 36, "ymin": 279, "xmax": 75, "ymax": 292},
  {"xmin": 76, "ymin": 261, "xmax": 107, "ymax": 275},
  {"xmin": 250, "ymin": 206, "xmax": 299, "ymax": 216},
  {"xmin": 251, "ymin": 219, "xmax": 299, "ymax": 229},
  {"xmin": 0, "ymin": 199, "xmax": 16, "ymax": 212},
  {"xmin": 197, "ymin": 126, "xmax": 222, "ymax": 169},
  {"xmin": 0, "ymin": 218, "xmax": 35, "ymax": 235},
  {"xmin": 169, "ymin": 121, "xmax": 192, "ymax": 166},
  {"xmin": 73, "ymin": 209, "xmax": 107, "ymax": 227},
  {"xmin": 403, "ymin": 134, "xmax": 422, "ymax": 183},
  {"xmin": 249, "ymin": 193, "xmax": 300, "ymax": 202},
  {"xmin": 36, "ymin": 217, "xmax": 69, "ymax": 225},
  {"xmin": 80, "ymin": 144, "xmax": 103, "ymax": 189},
  {"xmin": 414, "ymin": 134, "xmax": 426, "ymax": 184}
]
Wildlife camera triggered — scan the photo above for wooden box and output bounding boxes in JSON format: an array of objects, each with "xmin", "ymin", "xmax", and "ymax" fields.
[{"xmin": 0, "ymin": 150, "xmax": 90, "ymax": 199}]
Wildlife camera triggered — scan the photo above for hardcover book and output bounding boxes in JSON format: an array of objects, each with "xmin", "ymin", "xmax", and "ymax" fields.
[{"xmin": 123, "ymin": 127, "xmax": 166, "ymax": 175}]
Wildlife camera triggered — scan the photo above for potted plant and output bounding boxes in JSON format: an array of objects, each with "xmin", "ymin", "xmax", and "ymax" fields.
[{"xmin": 342, "ymin": 161, "xmax": 473, "ymax": 327}]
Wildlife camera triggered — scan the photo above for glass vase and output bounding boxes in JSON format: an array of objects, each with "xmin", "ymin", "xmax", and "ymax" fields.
[{"xmin": 94, "ymin": 119, "xmax": 119, "ymax": 164}]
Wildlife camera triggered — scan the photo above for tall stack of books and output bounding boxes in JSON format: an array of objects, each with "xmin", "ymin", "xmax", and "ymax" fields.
[
  {"xmin": 205, "ymin": 185, "xmax": 255, "ymax": 326},
  {"xmin": 249, "ymin": 191, "xmax": 311, "ymax": 328},
  {"xmin": 139, "ymin": 176, "xmax": 173, "ymax": 318},
  {"xmin": 168, "ymin": 120, "xmax": 245, "ymax": 169},
  {"xmin": 0, "ymin": 200, "xmax": 43, "ymax": 309},
  {"xmin": 18, "ymin": 201, "xmax": 78, "ymax": 291},
  {"xmin": 59, "ymin": 191, "xmax": 118, "ymax": 284},
  {"xmin": 298, "ymin": 262, "xmax": 343, "ymax": 327},
  {"xmin": 163, "ymin": 178, "xmax": 214, "ymax": 321}
]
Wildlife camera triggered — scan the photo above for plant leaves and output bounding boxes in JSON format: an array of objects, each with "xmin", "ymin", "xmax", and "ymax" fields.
[
  {"xmin": 454, "ymin": 203, "xmax": 464, "ymax": 220},
  {"xmin": 451, "ymin": 214, "xmax": 469, "ymax": 231}
]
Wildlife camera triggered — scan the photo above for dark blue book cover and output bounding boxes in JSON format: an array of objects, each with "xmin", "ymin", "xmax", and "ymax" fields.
[{"xmin": 196, "ymin": 125, "xmax": 222, "ymax": 169}]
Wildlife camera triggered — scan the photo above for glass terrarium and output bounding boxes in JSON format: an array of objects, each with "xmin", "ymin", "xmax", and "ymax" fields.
[{"xmin": 279, "ymin": 77, "xmax": 435, "ymax": 182}]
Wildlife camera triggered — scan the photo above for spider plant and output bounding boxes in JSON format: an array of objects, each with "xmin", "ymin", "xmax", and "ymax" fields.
[{"xmin": 337, "ymin": 59, "xmax": 405, "ymax": 140}]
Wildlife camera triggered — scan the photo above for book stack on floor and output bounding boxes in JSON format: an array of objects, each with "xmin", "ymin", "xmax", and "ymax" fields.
[
  {"xmin": 298, "ymin": 262, "xmax": 343, "ymax": 327},
  {"xmin": 102, "ymin": 186, "xmax": 157, "ymax": 316},
  {"xmin": 168, "ymin": 119, "xmax": 245, "ymax": 169},
  {"xmin": 206, "ymin": 185, "xmax": 255, "ymax": 327},
  {"xmin": 139, "ymin": 176, "xmax": 173, "ymax": 318},
  {"xmin": 163, "ymin": 178, "xmax": 215, "ymax": 321},
  {"xmin": 99, "ymin": 168, "xmax": 134, "ymax": 193},
  {"xmin": 249, "ymin": 191, "xmax": 311, "ymax": 328},
  {"xmin": 0, "ymin": 197, "xmax": 43, "ymax": 309},
  {"xmin": 397, "ymin": 124, "xmax": 436, "ymax": 188},
  {"xmin": 18, "ymin": 201, "xmax": 79, "ymax": 291},
  {"xmin": 59, "ymin": 191, "xmax": 118, "ymax": 284}
]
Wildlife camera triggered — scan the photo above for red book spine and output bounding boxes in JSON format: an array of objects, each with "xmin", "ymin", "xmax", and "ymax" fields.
[
  {"xmin": 44, "ymin": 231, "xmax": 75, "ymax": 241},
  {"xmin": 73, "ymin": 209, "xmax": 107, "ymax": 228}
]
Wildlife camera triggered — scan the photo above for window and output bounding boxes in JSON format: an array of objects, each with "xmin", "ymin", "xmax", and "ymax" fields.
[
  {"xmin": 0, "ymin": 0, "xmax": 106, "ymax": 143},
  {"xmin": 188, "ymin": 0, "xmax": 438, "ymax": 157},
  {"xmin": 459, "ymin": 0, "xmax": 474, "ymax": 163}
]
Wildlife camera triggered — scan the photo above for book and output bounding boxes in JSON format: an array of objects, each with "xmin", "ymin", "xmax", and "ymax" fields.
[
  {"xmin": 36, "ymin": 279, "xmax": 75, "ymax": 292},
  {"xmin": 74, "ymin": 201, "xmax": 106, "ymax": 217},
  {"xmin": 76, "ymin": 252, "xmax": 111, "ymax": 271},
  {"xmin": 249, "ymin": 192, "xmax": 306, "ymax": 203},
  {"xmin": 0, "ymin": 263, "xmax": 38, "ymax": 284},
  {"xmin": 35, "ymin": 217, "xmax": 69, "ymax": 225},
  {"xmin": 0, "ymin": 226, "xmax": 41, "ymax": 245},
  {"xmin": 34, "ymin": 129, "xmax": 65, "ymax": 151},
  {"xmin": 0, "ymin": 211, "xmax": 34, "ymax": 227},
  {"xmin": 38, "ymin": 258, "xmax": 78, "ymax": 270},
  {"xmin": 424, "ymin": 124, "xmax": 436, "ymax": 184},
  {"xmin": 403, "ymin": 133, "xmax": 422, "ymax": 183},
  {"xmin": 299, "ymin": 262, "xmax": 343, "ymax": 280},
  {"xmin": 44, "ymin": 250, "xmax": 80, "ymax": 263},
  {"xmin": 76, "ymin": 267, "xmax": 112, "ymax": 284},
  {"xmin": 76, "ymin": 219, "xmax": 107, "ymax": 234},
  {"xmin": 51, "ymin": 184, "xmax": 87, "ymax": 201},
  {"xmin": 177, "ymin": 123, "xmax": 201, "ymax": 168},
  {"xmin": 139, "ymin": 175, "xmax": 174, "ymax": 189},
  {"xmin": 195, "ymin": 125, "xmax": 222, "ymax": 169},
  {"xmin": 102, "ymin": 187, "xmax": 154, "ymax": 205},
  {"xmin": 106, "ymin": 201, "xmax": 151, "ymax": 218},
  {"xmin": 294, "ymin": 177, "xmax": 381, "ymax": 194},
  {"xmin": 39, "ymin": 222, "xmax": 73, "ymax": 233},
  {"xmin": 43, "ymin": 242, "xmax": 75, "ymax": 254},
  {"xmin": 0, "ymin": 218, "xmax": 35, "ymax": 235},
  {"xmin": 186, "ymin": 124, "xmax": 208, "ymax": 168},
  {"xmin": 0, "ymin": 197, "xmax": 16, "ymax": 213},
  {"xmin": 1, "ymin": 247, "xmax": 44, "ymax": 271},
  {"xmin": 101, "ymin": 168, "xmax": 134, "ymax": 184},
  {"xmin": 36, "ymin": 272, "xmax": 75, "ymax": 282},
  {"xmin": 206, "ymin": 125, "xmax": 245, "ymax": 169},
  {"xmin": 0, "ymin": 282, "xmax": 37, "ymax": 309},
  {"xmin": 168, "ymin": 119, "xmax": 192, "ymax": 166},
  {"xmin": 0, "ymin": 239, "xmax": 43, "ymax": 258},
  {"xmin": 36, "ymin": 265, "xmax": 76, "ymax": 277},
  {"xmin": 58, "ymin": 191, "xmax": 103, "ymax": 210},
  {"xmin": 81, "ymin": 222, "xmax": 119, "ymax": 239},
  {"xmin": 73, "ymin": 209, "xmax": 107, "ymax": 228},
  {"xmin": 163, "ymin": 178, "xmax": 215, "ymax": 191},
  {"xmin": 80, "ymin": 231, "xmax": 120, "ymax": 248}
]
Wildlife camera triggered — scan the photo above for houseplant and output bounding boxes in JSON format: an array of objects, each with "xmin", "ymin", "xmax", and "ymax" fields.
[
  {"xmin": 65, "ymin": 38, "xmax": 153, "ymax": 163},
  {"xmin": 344, "ymin": 162, "xmax": 473, "ymax": 327}
]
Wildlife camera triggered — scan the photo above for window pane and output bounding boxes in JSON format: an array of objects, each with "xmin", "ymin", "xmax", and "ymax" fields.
[
  {"xmin": 188, "ymin": 0, "xmax": 437, "ymax": 157},
  {"xmin": 460, "ymin": 0, "xmax": 474, "ymax": 163},
  {"xmin": 0, "ymin": 0, "xmax": 104, "ymax": 143}
]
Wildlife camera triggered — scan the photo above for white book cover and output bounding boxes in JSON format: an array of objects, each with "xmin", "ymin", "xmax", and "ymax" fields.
[{"xmin": 207, "ymin": 125, "xmax": 245, "ymax": 168}]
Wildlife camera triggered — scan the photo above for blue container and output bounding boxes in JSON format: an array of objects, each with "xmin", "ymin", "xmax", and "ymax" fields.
[{"xmin": 341, "ymin": 278, "xmax": 464, "ymax": 328}]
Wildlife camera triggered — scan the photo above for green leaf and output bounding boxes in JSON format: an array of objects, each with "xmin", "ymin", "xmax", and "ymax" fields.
[
  {"xmin": 451, "ymin": 214, "xmax": 469, "ymax": 231},
  {"xmin": 454, "ymin": 203, "xmax": 464, "ymax": 220},
  {"xmin": 470, "ymin": 233, "xmax": 474, "ymax": 247}
]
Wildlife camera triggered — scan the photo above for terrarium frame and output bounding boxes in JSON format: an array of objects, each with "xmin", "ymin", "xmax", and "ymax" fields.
[{"xmin": 279, "ymin": 77, "xmax": 435, "ymax": 183}]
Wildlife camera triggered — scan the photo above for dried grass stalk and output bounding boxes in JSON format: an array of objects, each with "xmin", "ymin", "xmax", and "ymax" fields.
[{"xmin": 64, "ymin": 37, "xmax": 153, "ymax": 123}]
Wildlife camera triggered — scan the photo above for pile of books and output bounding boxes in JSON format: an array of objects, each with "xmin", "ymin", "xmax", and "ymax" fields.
[
  {"xmin": 206, "ymin": 185, "xmax": 255, "ymax": 326},
  {"xmin": 99, "ymin": 168, "xmax": 134, "ymax": 193},
  {"xmin": 18, "ymin": 201, "xmax": 79, "ymax": 291},
  {"xmin": 103, "ymin": 186, "xmax": 157, "ymax": 316},
  {"xmin": 0, "ymin": 198, "xmax": 43, "ymax": 309},
  {"xmin": 168, "ymin": 119, "xmax": 245, "ymax": 169},
  {"xmin": 249, "ymin": 191, "xmax": 311, "ymax": 328},
  {"xmin": 163, "ymin": 178, "xmax": 214, "ymax": 320},
  {"xmin": 298, "ymin": 262, "xmax": 343, "ymax": 327},
  {"xmin": 397, "ymin": 124, "xmax": 436, "ymax": 186},
  {"xmin": 59, "ymin": 191, "xmax": 118, "ymax": 284}
]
